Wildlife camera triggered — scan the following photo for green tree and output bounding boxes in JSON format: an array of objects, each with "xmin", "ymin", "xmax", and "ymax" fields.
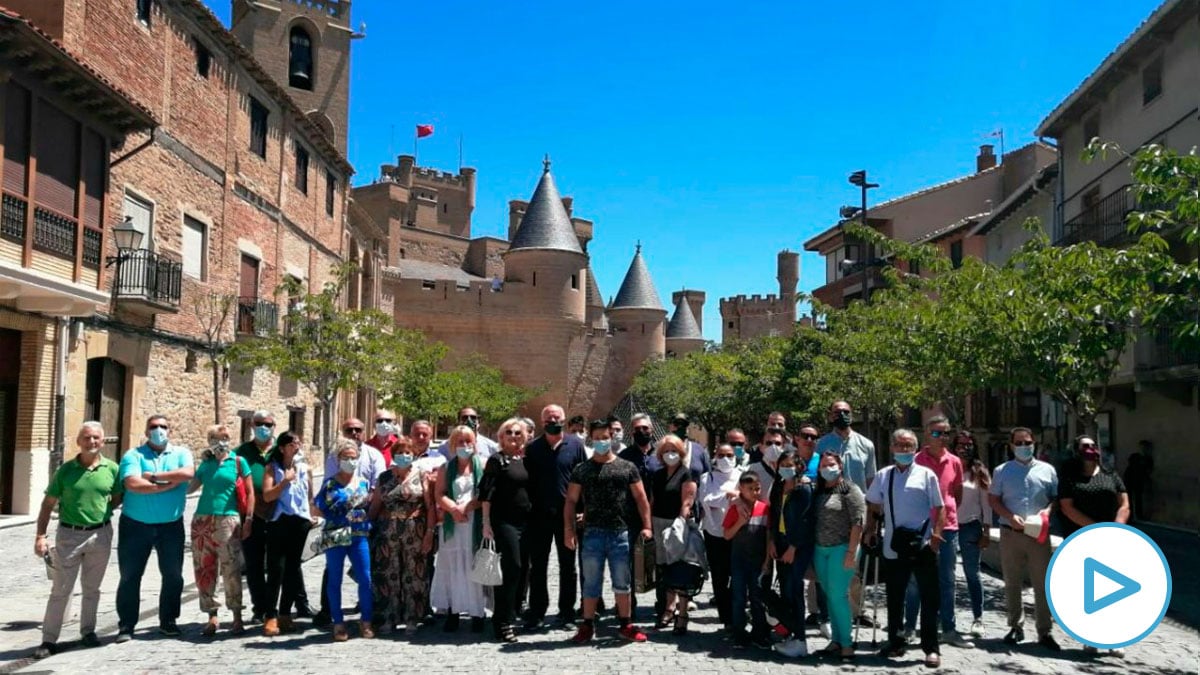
[
  {"xmin": 193, "ymin": 291, "xmax": 235, "ymax": 424},
  {"xmin": 224, "ymin": 263, "xmax": 409, "ymax": 450},
  {"xmin": 384, "ymin": 352, "xmax": 541, "ymax": 431}
]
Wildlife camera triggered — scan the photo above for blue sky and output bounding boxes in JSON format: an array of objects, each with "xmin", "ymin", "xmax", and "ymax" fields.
[{"xmin": 207, "ymin": 0, "xmax": 1159, "ymax": 341}]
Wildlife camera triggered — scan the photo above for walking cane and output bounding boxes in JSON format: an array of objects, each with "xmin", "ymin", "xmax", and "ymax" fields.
[{"xmin": 870, "ymin": 547, "xmax": 881, "ymax": 647}]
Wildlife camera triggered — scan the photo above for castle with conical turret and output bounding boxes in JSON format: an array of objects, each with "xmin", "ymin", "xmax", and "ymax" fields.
[{"xmin": 355, "ymin": 157, "xmax": 703, "ymax": 418}]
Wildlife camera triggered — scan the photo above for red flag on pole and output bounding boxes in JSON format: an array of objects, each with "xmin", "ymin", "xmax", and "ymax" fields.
[{"xmin": 416, "ymin": 124, "xmax": 434, "ymax": 138}]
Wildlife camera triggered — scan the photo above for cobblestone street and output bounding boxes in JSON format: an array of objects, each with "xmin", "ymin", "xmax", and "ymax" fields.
[{"xmin": 2, "ymin": 504, "xmax": 1197, "ymax": 674}]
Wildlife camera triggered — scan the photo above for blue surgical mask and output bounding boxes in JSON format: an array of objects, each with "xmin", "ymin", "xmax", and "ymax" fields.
[
  {"xmin": 148, "ymin": 427, "xmax": 169, "ymax": 447},
  {"xmin": 894, "ymin": 452, "xmax": 915, "ymax": 467},
  {"xmin": 254, "ymin": 425, "xmax": 273, "ymax": 443},
  {"xmin": 592, "ymin": 440, "xmax": 612, "ymax": 455},
  {"xmin": 392, "ymin": 454, "xmax": 413, "ymax": 469},
  {"xmin": 732, "ymin": 444, "xmax": 745, "ymax": 459},
  {"xmin": 456, "ymin": 446, "xmax": 474, "ymax": 460},
  {"xmin": 820, "ymin": 466, "xmax": 841, "ymax": 482},
  {"xmin": 779, "ymin": 466, "xmax": 797, "ymax": 480},
  {"xmin": 1014, "ymin": 444, "xmax": 1035, "ymax": 462}
]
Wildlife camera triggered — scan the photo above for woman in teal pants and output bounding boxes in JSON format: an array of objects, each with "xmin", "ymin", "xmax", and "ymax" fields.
[{"xmin": 812, "ymin": 452, "xmax": 865, "ymax": 662}]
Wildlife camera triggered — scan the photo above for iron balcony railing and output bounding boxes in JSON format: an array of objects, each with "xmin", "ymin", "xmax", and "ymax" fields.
[
  {"xmin": 237, "ymin": 296, "xmax": 278, "ymax": 336},
  {"xmin": 1056, "ymin": 185, "xmax": 1136, "ymax": 247},
  {"xmin": 1139, "ymin": 323, "xmax": 1200, "ymax": 370},
  {"xmin": 113, "ymin": 248, "xmax": 182, "ymax": 305}
]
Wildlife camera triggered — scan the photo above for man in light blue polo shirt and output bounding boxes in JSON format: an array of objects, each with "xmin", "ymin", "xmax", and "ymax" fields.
[
  {"xmin": 115, "ymin": 414, "xmax": 194, "ymax": 642},
  {"xmin": 989, "ymin": 426, "xmax": 1059, "ymax": 651}
]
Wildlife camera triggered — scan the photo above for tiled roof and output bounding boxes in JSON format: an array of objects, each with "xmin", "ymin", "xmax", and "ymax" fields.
[
  {"xmin": 666, "ymin": 299, "xmax": 702, "ymax": 339},
  {"xmin": 585, "ymin": 266, "xmax": 604, "ymax": 308},
  {"xmin": 610, "ymin": 246, "xmax": 664, "ymax": 311},
  {"xmin": 386, "ymin": 260, "xmax": 483, "ymax": 284},
  {"xmin": 911, "ymin": 211, "xmax": 991, "ymax": 245},
  {"xmin": 0, "ymin": 6, "xmax": 156, "ymax": 131},
  {"xmin": 1037, "ymin": 0, "xmax": 1193, "ymax": 137},
  {"xmin": 508, "ymin": 159, "xmax": 585, "ymax": 254},
  {"xmin": 969, "ymin": 164, "xmax": 1059, "ymax": 237}
]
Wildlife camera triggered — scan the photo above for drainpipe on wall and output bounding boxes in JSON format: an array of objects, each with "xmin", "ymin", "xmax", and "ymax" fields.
[{"xmin": 50, "ymin": 317, "xmax": 70, "ymax": 473}]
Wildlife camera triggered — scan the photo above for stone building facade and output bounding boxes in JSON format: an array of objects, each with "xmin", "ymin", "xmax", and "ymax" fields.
[
  {"xmin": 357, "ymin": 157, "xmax": 697, "ymax": 421},
  {"xmin": 0, "ymin": 0, "xmax": 372, "ymax": 514}
]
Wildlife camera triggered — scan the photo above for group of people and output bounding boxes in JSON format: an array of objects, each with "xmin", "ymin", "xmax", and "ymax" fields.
[{"xmin": 31, "ymin": 400, "xmax": 1131, "ymax": 669}]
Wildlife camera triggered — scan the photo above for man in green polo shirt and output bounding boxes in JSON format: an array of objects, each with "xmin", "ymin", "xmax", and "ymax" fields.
[{"xmin": 33, "ymin": 422, "xmax": 123, "ymax": 659}]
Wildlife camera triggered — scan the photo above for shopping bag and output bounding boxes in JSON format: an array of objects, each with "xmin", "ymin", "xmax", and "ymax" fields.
[{"xmin": 633, "ymin": 532, "xmax": 656, "ymax": 593}]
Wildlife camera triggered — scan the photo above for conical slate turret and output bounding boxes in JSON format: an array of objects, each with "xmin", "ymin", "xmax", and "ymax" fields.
[
  {"xmin": 508, "ymin": 156, "xmax": 584, "ymax": 253},
  {"xmin": 666, "ymin": 299, "xmax": 702, "ymax": 339},
  {"xmin": 610, "ymin": 245, "xmax": 664, "ymax": 310}
]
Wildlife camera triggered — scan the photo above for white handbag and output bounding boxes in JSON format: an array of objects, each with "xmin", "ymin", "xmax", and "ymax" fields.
[{"xmin": 470, "ymin": 537, "xmax": 504, "ymax": 586}]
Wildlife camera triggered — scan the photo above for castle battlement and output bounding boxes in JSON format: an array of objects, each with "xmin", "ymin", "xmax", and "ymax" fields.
[
  {"xmin": 719, "ymin": 293, "xmax": 792, "ymax": 314},
  {"xmin": 385, "ymin": 276, "xmax": 594, "ymax": 321},
  {"xmin": 412, "ymin": 167, "xmax": 468, "ymax": 186}
]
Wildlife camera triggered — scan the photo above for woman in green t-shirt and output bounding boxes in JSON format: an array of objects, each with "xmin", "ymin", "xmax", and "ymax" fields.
[{"xmin": 188, "ymin": 424, "xmax": 254, "ymax": 636}]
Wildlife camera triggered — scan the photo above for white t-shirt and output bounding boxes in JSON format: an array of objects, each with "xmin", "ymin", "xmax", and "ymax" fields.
[{"xmin": 865, "ymin": 464, "xmax": 944, "ymax": 560}]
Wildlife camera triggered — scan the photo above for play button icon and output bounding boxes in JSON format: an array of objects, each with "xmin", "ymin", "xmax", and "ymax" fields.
[
  {"xmin": 1083, "ymin": 557, "xmax": 1141, "ymax": 614},
  {"xmin": 1047, "ymin": 523, "xmax": 1172, "ymax": 649}
]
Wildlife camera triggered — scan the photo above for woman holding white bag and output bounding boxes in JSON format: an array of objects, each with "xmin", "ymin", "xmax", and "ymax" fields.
[
  {"xmin": 431, "ymin": 425, "xmax": 488, "ymax": 632},
  {"xmin": 480, "ymin": 418, "xmax": 534, "ymax": 643}
]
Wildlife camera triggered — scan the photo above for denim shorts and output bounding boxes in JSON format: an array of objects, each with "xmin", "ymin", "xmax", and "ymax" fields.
[{"xmin": 580, "ymin": 527, "xmax": 631, "ymax": 598}]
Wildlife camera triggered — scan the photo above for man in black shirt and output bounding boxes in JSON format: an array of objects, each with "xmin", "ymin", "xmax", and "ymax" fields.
[
  {"xmin": 565, "ymin": 421, "xmax": 652, "ymax": 643},
  {"xmin": 523, "ymin": 404, "xmax": 587, "ymax": 629}
]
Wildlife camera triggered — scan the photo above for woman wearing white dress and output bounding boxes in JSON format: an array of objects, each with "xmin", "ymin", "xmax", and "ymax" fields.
[{"xmin": 431, "ymin": 425, "xmax": 487, "ymax": 632}]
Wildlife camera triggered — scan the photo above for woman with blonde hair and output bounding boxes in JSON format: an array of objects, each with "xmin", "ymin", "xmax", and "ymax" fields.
[
  {"xmin": 188, "ymin": 424, "xmax": 252, "ymax": 636},
  {"xmin": 431, "ymin": 425, "xmax": 488, "ymax": 632},
  {"xmin": 480, "ymin": 417, "xmax": 534, "ymax": 642},
  {"xmin": 315, "ymin": 439, "xmax": 374, "ymax": 641},
  {"xmin": 650, "ymin": 434, "xmax": 698, "ymax": 635}
]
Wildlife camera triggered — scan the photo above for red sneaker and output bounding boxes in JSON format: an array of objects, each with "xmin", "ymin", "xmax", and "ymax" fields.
[
  {"xmin": 571, "ymin": 624, "xmax": 594, "ymax": 643},
  {"xmin": 618, "ymin": 624, "xmax": 648, "ymax": 642}
]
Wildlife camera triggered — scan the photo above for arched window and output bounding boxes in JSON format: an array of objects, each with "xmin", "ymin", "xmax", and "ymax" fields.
[{"xmin": 288, "ymin": 26, "xmax": 314, "ymax": 90}]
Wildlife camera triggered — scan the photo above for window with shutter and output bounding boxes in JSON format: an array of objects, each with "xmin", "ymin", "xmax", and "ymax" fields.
[
  {"xmin": 3, "ymin": 83, "xmax": 30, "ymax": 196},
  {"xmin": 123, "ymin": 192, "xmax": 153, "ymax": 250},
  {"xmin": 82, "ymin": 130, "xmax": 105, "ymax": 230},
  {"xmin": 34, "ymin": 103, "xmax": 79, "ymax": 216},
  {"xmin": 182, "ymin": 216, "xmax": 206, "ymax": 279}
]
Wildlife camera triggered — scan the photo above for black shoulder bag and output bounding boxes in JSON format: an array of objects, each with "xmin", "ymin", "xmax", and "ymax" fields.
[{"xmin": 887, "ymin": 469, "xmax": 928, "ymax": 560}]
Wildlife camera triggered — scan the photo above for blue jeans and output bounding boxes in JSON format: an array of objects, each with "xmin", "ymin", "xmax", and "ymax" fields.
[
  {"xmin": 580, "ymin": 528, "xmax": 631, "ymax": 598},
  {"xmin": 904, "ymin": 529, "xmax": 957, "ymax": 632},
  {"xmin": 729, "ymin": 554, "xmax": 767, "ymax": 636},
  {"xmin": 957, "ymin": 521, "xmax": 984, "ymax": 620},
  {"xmin": 325, "ymin": 536, "xmax": 372, "ymax": 624},
  {"xmin": 116, "ymin": 516, "xmax": 185, "ymax": 631},
  {"xmin": 781, "ymin": 543, "xmax": 814, "ymax": 636}
]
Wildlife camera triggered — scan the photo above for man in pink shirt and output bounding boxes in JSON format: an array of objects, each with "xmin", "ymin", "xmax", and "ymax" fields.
[{"xmin": 902, "ymin": 415, "xmax": 973, "ymax": 648}]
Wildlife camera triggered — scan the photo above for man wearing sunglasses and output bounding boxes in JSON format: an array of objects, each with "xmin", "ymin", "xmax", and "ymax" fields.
[
  {"xmin": 115, "ymin": 415, "xmax": 194, "ymax": 642},
  {"xmin": 989, "ymin": 426, "xmax": 1060, "ymax": 651},
  {"xmin": 437, "ymin": 407, "xmax": 498, "ymax": 462},
  {"xmin": 815, "ymin": 401, "xmax": 876, "ymax": 492},
  {"xmin": 903, "ymin": 415, "xmax": 973, "ymax": 648},
  {"xmin": 366, "ymin": 409, "xmax": 400, "ymax": 466}
]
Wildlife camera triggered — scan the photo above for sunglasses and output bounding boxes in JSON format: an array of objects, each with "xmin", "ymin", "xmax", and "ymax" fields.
[
  {"xmin": 256, "ymin": 422, "xmax": 275, "ymax": 428},
  {"xmin": 375, "ymin": 418, "xmax": 395, "ymax": 424},
  {"xmin": 149, "ymin": 424, "xmax": 169, "ymax": 430},
  {"xmin": 764, "ymin": 441, "xmax": 783, "ymax": 448},
  {"xmin": 1079, "ymin": 443, "xmax": 1097, "ymax": 450},
  {"xmin": 634, "ymin": 426, "xmax": 652, "ymax": 432},
  {"xmin": 461, "ymin": 415, "xmax": 479, "ymax": 421},
  {"xmin": 1013, "ymin": 441, "xmax": 1034, "ymax": 447},
  {"xmin": 344, "ymin": 427, "xmax": 364, "ymax": 434},
  {"xmin": 930, "ymin": 430, "xmax": 950, "ymax": 438},
  {"xmin": 799, "ymin": 433, "xmax": 818, "ymax": 441},
  {"xmin": 503, "ymin": 429, "xmax": 524, "ymax": 437}
]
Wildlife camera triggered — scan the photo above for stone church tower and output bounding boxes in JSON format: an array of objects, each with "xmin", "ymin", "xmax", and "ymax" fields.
[{"xmin": 231, "ymin": 0, "xmax": 355, "ymax": 153}]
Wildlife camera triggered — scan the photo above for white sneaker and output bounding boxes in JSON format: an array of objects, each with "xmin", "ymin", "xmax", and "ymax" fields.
[
  {"xmin": 969, "ymin": 619, "xmax": 984, "ymax": 638},
  {"xmin": 943, "ymin": 630, "xmax": 975, "ymax": 649},
  {"xmin": 774, "ymin": 637, "xmax": 809, "ymax": 658},
  {"xmin": 687, "ymin": 601, "xmax": 698, "ymax": 612},
  {"xmin": 819, "ymin": 622, "xmax": 832, "ymax": 640}
]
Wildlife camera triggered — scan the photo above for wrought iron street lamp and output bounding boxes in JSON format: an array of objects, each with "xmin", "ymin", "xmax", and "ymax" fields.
[{"xmin": 105, "ymin": 216, "xmax": 144, "ymax": 267}]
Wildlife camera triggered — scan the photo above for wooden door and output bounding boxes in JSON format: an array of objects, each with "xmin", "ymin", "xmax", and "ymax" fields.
[
  {"xmin": 0, "ymin": 329, "xmax": 21, "ymax": 513},
  {"xmin": 85, "ymin": 357, "xmax": 126, "ymax": 461}
]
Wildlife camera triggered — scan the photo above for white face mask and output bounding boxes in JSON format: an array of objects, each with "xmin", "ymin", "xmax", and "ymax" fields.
[
  {"xmin": 339, "ymin": 458, "xmax": 358, "ymax": 474},
  {"xmin": 764, "ymin": 443, "xmax": 782, "ymax": 463},
  {"xmin": 715, "ymin": 456, "xmax": 736, "ymax": 472},
  {"xmin": 663, "ymin": 451, "xmax": 681, "ymax": 467},
  {"xmin": 375, "ymin": 422, "xmax": 393, "ymax": 437},
  {"xmin": 574, "ymin": 432, "xmax": 587, "ymax": 441},
  {"xmin": 612, "ymin": 430, "xmax": 624, "ymax": 443}
]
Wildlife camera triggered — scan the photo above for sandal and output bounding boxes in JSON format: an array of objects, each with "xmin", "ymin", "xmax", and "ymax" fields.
[
  {"xmin": 498, "ymin": 625, "xmax": 518, "ymax": 644},
  {"xmin": 673, "ymin": 614, "xmax": 689, "ymax": 636},
  {"xmin": 816, "ymin": 643, "xmax": 841, "ymax": 656},
  {"xmin": 201, "ymin": 617, "xmax": 218, "ymax": 637},
  {"xmin": 655, "ymin": 610, "xmax": 675, "ymax": 629}
]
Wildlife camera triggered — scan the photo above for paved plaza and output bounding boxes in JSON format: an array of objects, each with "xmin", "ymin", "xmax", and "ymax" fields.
[{"xmin": 1, "ymin": 501, "xmax": 1197, "ymax": 674}]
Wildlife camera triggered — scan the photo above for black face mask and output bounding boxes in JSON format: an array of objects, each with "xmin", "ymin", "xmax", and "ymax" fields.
[
  {"xmin": 832, "ymin": 411, "xmax": 852, "ymax": 429},
  {"xmin": 633, "ymin": 430, "xmax": 653, "ymax": 447},
  {"xmin": 462, "ymin": 417, "xmax": 479, "ymax": 431},
  {"xmin": 544, "ymin": 421, "xmax": 563, "ymax": 435}
]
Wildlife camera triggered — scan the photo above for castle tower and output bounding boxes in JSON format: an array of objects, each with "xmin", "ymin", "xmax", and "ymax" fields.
[
  {"xmin": 778, "ymin": 249, "xmax": 800, "ymax": 300},
  {"xmin": 671, "ymin": 289, "xmax": 707, "ymax": 331},
  {"xmin": 502, "ymin": 157, "xmax": 587, "ymax": 323},
  {"xmin": 665, "ymin": 297, "xmax": 705, "ymax": 357},
  {"xmin": 607, "ymin": 245, "xmax": 667, "ymax": 369},
  {"xmin": 231, "ymin": 0, "xmax": 354, "ymax": 153}
]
